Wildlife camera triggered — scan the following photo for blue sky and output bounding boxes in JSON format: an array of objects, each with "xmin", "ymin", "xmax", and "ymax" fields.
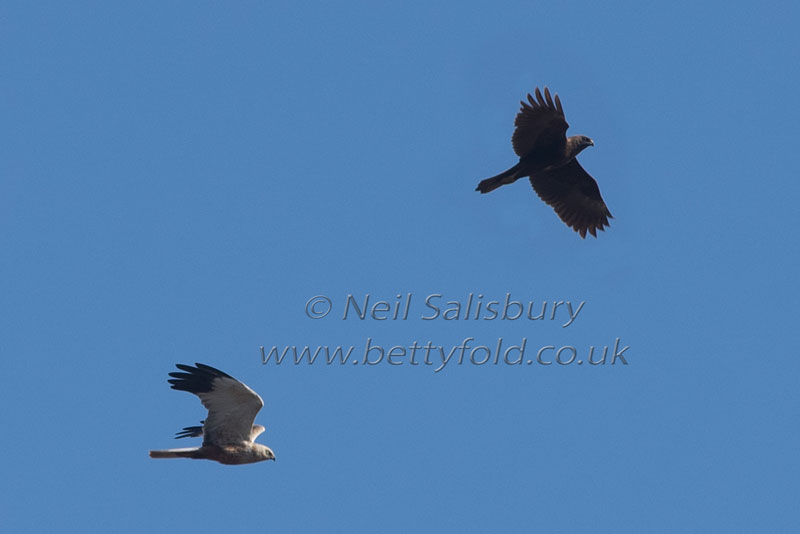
[{"xmin": 2, "ymin": 1, "xmax": 799, "ymax": 532}]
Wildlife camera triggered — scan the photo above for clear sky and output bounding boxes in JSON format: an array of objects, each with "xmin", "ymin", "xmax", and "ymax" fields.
[{"xmin": 2, "ymin": 1, "xmax": 799, "ymax": 532}]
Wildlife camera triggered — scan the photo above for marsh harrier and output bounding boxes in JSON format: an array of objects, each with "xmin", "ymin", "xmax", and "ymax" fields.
[
  {"xmin": 149, "ymin": 363, "xmax": 275, "ymax": 465},
  {"xmin": 476, "ymin": 87, "xmax": 612, "ymax": 238}
]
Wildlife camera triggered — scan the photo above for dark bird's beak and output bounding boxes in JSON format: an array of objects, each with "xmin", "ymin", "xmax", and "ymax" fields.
[{"xmin": 588, "ymin": 139, "xmax": 594, "ymax": 146}]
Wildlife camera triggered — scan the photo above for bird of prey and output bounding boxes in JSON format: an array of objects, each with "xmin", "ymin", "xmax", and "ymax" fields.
[
  {"xmin": 149, "ymin": 363, "xmax": 276, "ymax": 465},
  {"xmin": 476, "ymin": 87, "xmax": 612, "ymax": 238}
]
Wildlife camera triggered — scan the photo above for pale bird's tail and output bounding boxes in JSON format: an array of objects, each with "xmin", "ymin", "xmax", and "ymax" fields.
[{"xmin": 149, "ymin": 447, "xmax": 201, "ymax": 459}]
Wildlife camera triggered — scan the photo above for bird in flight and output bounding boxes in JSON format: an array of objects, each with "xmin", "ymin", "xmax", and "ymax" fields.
[
  {"xmin": 149, "ymin": 363, "xmax": 276, "ymax": 465},
  {"xmin": 476, "ymin": 87, "xmax": 612, "ymax": 238}
]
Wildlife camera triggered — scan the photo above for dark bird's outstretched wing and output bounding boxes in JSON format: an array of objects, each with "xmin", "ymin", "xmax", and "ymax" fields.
[
  {"xmin": 530, "ymin": 160, "xmax": 613, "ymax": 238},
  {"xmin": 512, "ymin": 87, "xmax": 569, "ymax": 159},
  {"xmin": 168, "ymin": 363, "xmax": 264, "ymax": 446}
]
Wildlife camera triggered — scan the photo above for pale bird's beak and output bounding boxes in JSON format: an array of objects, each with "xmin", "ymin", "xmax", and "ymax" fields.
[{"xmin": 589, "ymin": 139, "xmax": 595, "ymax": 146}]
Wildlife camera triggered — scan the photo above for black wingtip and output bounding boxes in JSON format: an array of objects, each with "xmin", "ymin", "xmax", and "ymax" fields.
[
  {"xmin": 167, "ymin": 363, "xmax": 233, "ymax": 394},
  {"xmin": 174, "ymin": 421, "xmax": 204, "ymax": 439},
  {"xmin": 193, "ymin": 362, "xmax": 233, "ymax": 378}
]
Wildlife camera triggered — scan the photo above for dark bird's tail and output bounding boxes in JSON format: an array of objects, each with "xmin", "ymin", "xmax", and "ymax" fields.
[{"xmin": 475, "ymin": 163, "xmax": 522, "ymax": 193}]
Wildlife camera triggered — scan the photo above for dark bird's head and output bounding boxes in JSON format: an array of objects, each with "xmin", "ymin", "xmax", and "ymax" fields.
[{"xmin": 567, "ymin": 135, "xmax": 594, "ymax": 158}]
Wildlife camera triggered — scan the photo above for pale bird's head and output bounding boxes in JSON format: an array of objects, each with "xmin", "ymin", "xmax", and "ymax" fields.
[{"xmin": 261, "ymin": 446, "xmax": 276, "ymax": 462}]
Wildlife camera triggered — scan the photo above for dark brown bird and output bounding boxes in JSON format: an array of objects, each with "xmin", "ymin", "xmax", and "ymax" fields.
[{"xmin": 476, "ymin": 87, "xmax": 612, "ymax": 238}]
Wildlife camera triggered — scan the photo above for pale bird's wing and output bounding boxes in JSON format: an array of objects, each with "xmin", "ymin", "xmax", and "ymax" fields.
[
  {"xmin": 175, "ymin": 420, "xmax": 266, "ymax": 442},
  {"xmin": 250, "ymin": 424, "xmax": 266, "ymax": 441},
  {"xmin": 530, "ymin": 159, "xmax": 613, "ymax": 238},
  {"xmin": 511, "ymin": 87, "xmax": 569, "ymax": 159},
  {"xmin": 175, "ymin": 420, "xmax": 204, "ymax": 439},
  {"xmin": 168, "ymin": 363, "xmax": 264, "ymax": 446}
]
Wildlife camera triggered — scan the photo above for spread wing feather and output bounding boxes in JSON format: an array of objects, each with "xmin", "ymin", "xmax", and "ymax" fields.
[
  {"xmin": 530, "ymin": 160, "xmax": 612, "ymax": 238},
  {"xmin": 175, "ymin": 421, "xmax": 204, "ymax": 439},
  {"xmin": 511, "ymin": 87, "xmax": 569, "ymax": 158}
]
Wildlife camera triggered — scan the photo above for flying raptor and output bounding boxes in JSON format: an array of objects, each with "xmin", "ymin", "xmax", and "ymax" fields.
[
  {"xmin": 149, "ymin": 363, "xmax": 276, "ymax": 465},
  {"xmin": 476, "ymin": 87, "xmax": 612, "ymax": 238}
]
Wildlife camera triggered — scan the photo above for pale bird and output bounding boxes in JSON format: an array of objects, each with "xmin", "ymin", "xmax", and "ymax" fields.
[{"xmin": 149, "ymin": 363, "xmax": 276, "ymax": 465}]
